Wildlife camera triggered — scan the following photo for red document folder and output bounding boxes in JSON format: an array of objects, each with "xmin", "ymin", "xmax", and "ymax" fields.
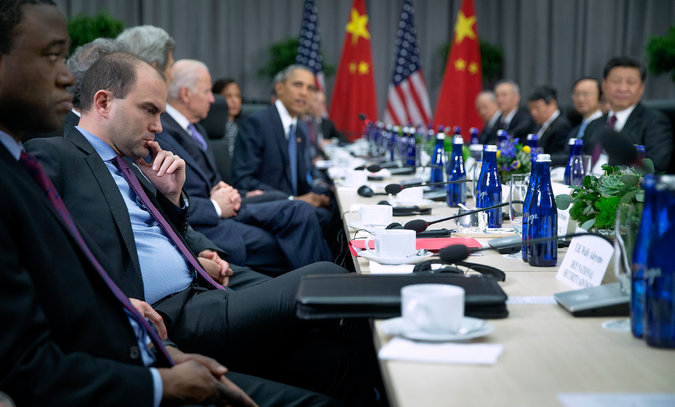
[{"xmin": 349, "ymin": 237, "xmax": 482, "ymax": 256}]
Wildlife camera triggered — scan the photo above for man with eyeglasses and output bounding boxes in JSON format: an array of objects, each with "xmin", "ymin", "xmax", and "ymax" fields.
[{"xmin": 569, "ymin": 77, "xmax": 603, "ymax": 140}]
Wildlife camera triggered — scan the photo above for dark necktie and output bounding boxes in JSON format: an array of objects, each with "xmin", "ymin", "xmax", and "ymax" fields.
[
  {"xmin": 19, "ymin": 151, "xmax": 174, "ymax": 365},
  {"xmin": 591, "ymin": 114, "xmax": 616, "ymax": 166},
  {"xmin": 288, "ymin": 124, "xmax": 298, "ymax": 196},
  {"xmin": 111, "ymin": 156, "xmax": 226, "ymax": 292},
  {"xmin": 188, "ymin": 123, "xmax": 208, "ymax": 151}
]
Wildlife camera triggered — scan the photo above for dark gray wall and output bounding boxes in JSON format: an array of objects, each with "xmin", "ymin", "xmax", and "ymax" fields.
[{"xmin": 55, "ymin": 0, "xmax": 675, "ymax": 117}]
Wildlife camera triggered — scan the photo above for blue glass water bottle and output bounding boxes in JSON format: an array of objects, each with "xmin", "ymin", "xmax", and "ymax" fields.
[
  {"xmin": 429, "ymin": 132, "xmax": 446, "ymax": 189},
  {"xmin": 631, "ymin": 174, "xmax": 657, "ymax": 338},
  {"xmin": 406, "ymin": 128, "xmax": 416, "ymax": 167},
  {"xmin": 527, "ymin": 154, "xmax": 557, "ymax": 267},
  {"xmin": 522, "ymin": 152, "xmax": 539, "ymax": 261},
  {"xmin": 644, "ymin": 175, "xmax": 675, "ymax": 348},
  {"xmin": 475, "ymin": 145, "xmax": 502, "ymax": 228},
  {"xmin": 635, "ymin": 144, "xmax": 646, "ymax": 162},
  {"xmin": 526, "ymin": 133, "xmax": 538, "ymax": 150},
  {"xmin": 564, "ymin": 138, "xmax": 585, "ymax": 186},
  {"xmin": 399, "ymin": 127, "xmax": 408, "ymax": 163},
  {"xmin": 470, "ymin": 127, "xmax": 479, "ymax": 144},
  {"xmin": 446, "ymin": 135, "xmax": 467, "ymax": 207}
]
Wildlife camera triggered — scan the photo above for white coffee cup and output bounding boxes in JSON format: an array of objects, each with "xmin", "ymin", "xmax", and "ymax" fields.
[
  {"xmin": 365, "ymin": 229, "xmax": 416, "ymax": 258},
  {"xmin": 401, "ymin": 284, "xmax": 465, "ymax": 334},
  {"xmin": 345, "ymin": 170, "xmax": 368, "ymax": 187},
  {"xmin": 396, "ymin": 186, "xmax": 424, "ymax": 204},
  {"xmin": 359, "ymin": 204, "xmax": 393, "ymax": 226}
]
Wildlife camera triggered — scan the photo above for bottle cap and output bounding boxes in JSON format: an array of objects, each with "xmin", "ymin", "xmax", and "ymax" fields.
[
  {"xmin": 453, "ymin": 135, "xmax": 463, "ymax": 144},
  {"xmin": 568, "ymin": 138, "xmax": 577, "ymax": 145},
  {"xmin": 485, "ymin": 145, "xmax": 498, "ymax": 152},
  {"xmin": 536, "ymin": 154, "xmax": 551, "ymax": 162},
  {"xmin": 656, "ymin": 175, "xmax": 675, "ymax": 191},
  {"xmin": 470, "ymin": 127, "xmax": 478, "ymax": 134},
  {"xmin": 436, "ymin": 132, "xmax": 446, "ymax": 140}
]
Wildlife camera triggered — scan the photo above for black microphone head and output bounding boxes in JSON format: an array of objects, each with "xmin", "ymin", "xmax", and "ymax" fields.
[
  {"xmin": 357, "ymin": 185, "xmax": 374, "ymax": 197},
  {"xmin": 600, "ymin": 127, "xmax": 637, "ymax": 166},
  {"xmin": 403, "ymin": 219, "xmax": 428, "ymax": 233},
  {"xmin": 358, "ymin": 113, "xmax": 367, "ymax": 122},
  {"xmin": 439, "ymin": 245, "xmax": 471, "ymax": 264},
  {"xmin": 384, "ymin": 184, "xmax": 403, "ymax": 195},
  {"xmin": 377, "ymin": 200, "xmax": 391, "ymax": 206},
  {"xmin": 366, "ymin": 164, "xmax": 382, "ymax": 173},
  {"xmin": 385, "ymin": 222, "xmax": 403, "ymax": 229}
]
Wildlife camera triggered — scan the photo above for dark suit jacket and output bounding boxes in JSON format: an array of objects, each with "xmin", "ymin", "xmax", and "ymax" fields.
[
  {"xmin": 233, "ymin": 105, "xmax": 311, "ymax": 196},
  {"xmin": 584, "ymin": 103, "xmax": 674, "ymax": 172},
  {"xmin": 25, "ymin": 127, "xmax": 217, "ymax": 317},
  {"xmin": 0, "ymin": 143, "xmax": 160, "ymax": 406},
  {"xmin": 538, "ymin": 113, "xmax": 572, "ymax": 155},
  {"xmin": 496, "ymin": 107, "xmax": 536, "ymax": 141}
]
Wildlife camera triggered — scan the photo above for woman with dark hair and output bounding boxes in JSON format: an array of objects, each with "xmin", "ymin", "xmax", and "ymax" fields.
[{"xmin": 212, "ymin": 78, "xmax": 243, "ymax": 159}]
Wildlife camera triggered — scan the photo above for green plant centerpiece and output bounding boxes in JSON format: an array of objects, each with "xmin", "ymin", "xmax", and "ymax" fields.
[{"xmin": 555, "ymin": 161, "xmax": 654, "ymax": 231}]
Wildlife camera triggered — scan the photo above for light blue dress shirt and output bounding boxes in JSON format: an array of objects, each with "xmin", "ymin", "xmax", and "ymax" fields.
[{"xmin": 1, "ymin": 130, "xmax": 163, "ymax": 407}]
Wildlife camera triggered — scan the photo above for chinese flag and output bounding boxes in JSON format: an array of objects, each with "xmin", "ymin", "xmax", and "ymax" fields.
[
  {"xmin": 329, "ymin": 0, "xmax": 377, "ymax": 141},
  {"xmin": 433, "ymin": 0, "xmax": 483, "ymax": 141}
]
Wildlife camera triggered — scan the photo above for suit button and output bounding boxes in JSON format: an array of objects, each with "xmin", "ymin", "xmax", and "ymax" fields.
[{"xmin": 129, "ymin": 346, "xmax": 140, "ymax": 360}]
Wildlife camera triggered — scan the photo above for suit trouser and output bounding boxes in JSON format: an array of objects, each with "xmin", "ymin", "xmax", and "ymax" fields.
[{"xmin": 156, "ymin": 262, "xmax": 380, "ymax": 406}]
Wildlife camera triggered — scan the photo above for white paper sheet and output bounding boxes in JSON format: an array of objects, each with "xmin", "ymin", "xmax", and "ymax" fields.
[{"xmin": 378, "ymin": 337, "xmax": 502, "ymax": 365}]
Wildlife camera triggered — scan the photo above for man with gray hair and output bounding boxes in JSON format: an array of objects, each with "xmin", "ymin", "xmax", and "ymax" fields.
[
  {"xmin": 475, "ymin": 90, "xmax": 501, "ymax": 144},
  {"xmin": 494, "ymin": 79, "xmax": 535, "ymax": 139},
  {"xmin": 116, "ymin": 25, "xmax": 175, "ymax": 81}
]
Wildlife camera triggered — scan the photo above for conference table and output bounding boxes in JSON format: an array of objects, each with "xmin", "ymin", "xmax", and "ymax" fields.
[{"xmin": 329, "ymin": 157, "xmax": 675, "ymax": 407}]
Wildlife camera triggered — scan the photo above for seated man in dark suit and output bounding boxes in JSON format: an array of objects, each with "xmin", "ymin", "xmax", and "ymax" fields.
[
  {"xmin": 232, "ymin": 65, "xmax": 331, "ymax": 207},
  {"xmin": 233, "ymin": 65, "xmax": 346, "ymax": 262},
  {"xmin": 584, "ymin": 56, "xmax": 673, "ymax": 173},
  {"xmin": 0, "ymin": 2, "xmax": 314, "ymax": 406},
  {"xmin": 494, "ymin": 79, "xmax": 536, "ymax": 140},
  {"xmin": 568, "ymin": 77, "xmax": 603, "ymax": 141},
  {"xmin": 475, "ymin": 90, "xmax": 501, "ymax": 144},
  {"xmin": 158, "ymin": 59, "xmax": 332, "ymax": 274},
  {"xmin": 527, "ymin": 85, "xmax": 571, "ymax": 155},
  {"xmin": 26, "ymin": 51, "xmax": 379, "ymax": 406}
]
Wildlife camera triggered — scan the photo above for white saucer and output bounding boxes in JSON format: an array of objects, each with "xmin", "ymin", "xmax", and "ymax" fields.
[
  {"xmin": 359, "ymin": 250, "xmax": 433, "ymax": 265},
  {"xmin": 347, "ymin": 221, "xmax": 389, "ymax": 233},
  {"xmin": 380, "ymin": 316, "xmax": 493, "ymax": 342}
]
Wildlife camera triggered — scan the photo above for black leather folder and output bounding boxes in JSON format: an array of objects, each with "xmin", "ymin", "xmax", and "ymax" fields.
[{"xmin": 296, "ymin": 273, "xmax": 508, "ymax": 320}]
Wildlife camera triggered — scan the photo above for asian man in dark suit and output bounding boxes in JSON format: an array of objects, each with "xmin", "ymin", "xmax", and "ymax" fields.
[
  {"xmin": 475, "ymin": 90, "xmax": 501, "ymax": 144},
  {"xmin": 157, "ymin": 59, "xmax": 332, "ymax": 274},
  {"xmin": 583, "ymin": 56, "xmax": 673, "ymax": 173},
  {"xmin": 0, "ymin": 2, "xmax": 287, "ymax": 406},
  {"xmin": 26, "ymin": 51, "xmax": 379, "ymax": 406},
  {"xmin": 527, "ymin": 85, "xmax": 572, "ymax": 155},
  {"xmin": 494, "ymin": 79, "xmax": 536, "ymax": 140}
]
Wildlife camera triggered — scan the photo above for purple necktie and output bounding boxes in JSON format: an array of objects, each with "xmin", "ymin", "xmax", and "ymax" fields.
[
  {"xmin": 592, "ymin": 115, "xmax": 616, "ymax": 166},
  {"xmin": 19, "ymin": 151, "xmax": 174, "ymax": 366},
  {"xmin": 188, "ymin": 123, "xmax": 208, "ymax": 151},
  {"xmin": 111, "ymin": 156, "xmax": 226, "ymax": 292}
]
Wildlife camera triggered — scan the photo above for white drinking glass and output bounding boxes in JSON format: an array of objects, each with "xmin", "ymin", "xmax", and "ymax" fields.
[{"xmin": 509, "ymin": 174, "xmax": 529, "ymax": 233}]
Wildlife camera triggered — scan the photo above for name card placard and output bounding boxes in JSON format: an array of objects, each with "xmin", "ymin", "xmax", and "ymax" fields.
[{"xmin": 556, "ymin": 227, "xmax": 614, "ymax": 289}]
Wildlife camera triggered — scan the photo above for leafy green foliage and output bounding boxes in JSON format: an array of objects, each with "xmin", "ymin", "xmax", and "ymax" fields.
[
  {"xmin": 646, "ymin": 26, "xmax": 675, "ymax": 82},
  {"xmin": 67, "ymin": 12, "xmax": 125, "ymax": 55},
  {"xmin": 257, "ymin": 38, "xmax": 335, "ymax": 79},
  {"xmin": 555, "ymin": 161, "xmax": 653, "ymax": 231}
]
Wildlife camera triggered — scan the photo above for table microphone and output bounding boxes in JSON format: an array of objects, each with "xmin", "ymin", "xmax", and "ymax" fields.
[
  {"xmin": 384, "ymin": 179, "xmax": 472, "ymax": 195},
  {"xmin": 400, "ymin": 201, "xmax": 521, "ymax": 233},
  {"xmin": 438, "ymin": 231, "xmax": 613, "ymax": 263}
]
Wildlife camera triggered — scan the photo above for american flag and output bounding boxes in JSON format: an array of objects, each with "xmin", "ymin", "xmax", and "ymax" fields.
[
  {"xmin": 296, "ymin": 0, "xmax": 325, "ymax": 92},
  {"xmin": 383, "ymin": 0, "xmax": 432, "ymax": 126}
]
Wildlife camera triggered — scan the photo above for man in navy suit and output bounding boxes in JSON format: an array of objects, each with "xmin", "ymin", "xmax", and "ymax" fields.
[
  {"xmin": 494, "ymin": 79, "xmax": 536, "ymax": 140},
  {"xmin": 156, "ymin": 59, "xmax": 332, "ymax": 275},
  {"xmin": 527, "ymin": 85, "xmax": 571, "ymax": 155},
  {"xmin": 232, "ymin": 65, "xmax": 346, "ymax": 263}
]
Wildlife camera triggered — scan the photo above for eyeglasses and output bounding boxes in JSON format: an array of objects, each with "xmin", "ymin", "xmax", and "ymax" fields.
[{"xmin": 572, "ymin": 91, "xmax": 596, "ymax": 99}]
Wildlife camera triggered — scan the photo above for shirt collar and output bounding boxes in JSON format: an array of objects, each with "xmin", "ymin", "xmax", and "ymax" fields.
[
  {"xmin": 71, "ymin": 108, "xmax": 82, "ymax": 118},
  {"xmin": 0, "ymin": 130, "xmax": 22, "ymax": 160},
  {"xmin": 275, "ymin": 99, "xmax": 297, "ymax": 137},
  {"xmin": 540, "ymin": 109, "xmax": 560, "ymax": 133},
  {"xmin": 503, "ymin": 108, "xmax": 517, "ymax": 126},
  {"xmin": 75, "ymin": 126, "xmax": 118, "ymax": 162},
  {"xmin": 488, "ymin": 110, "xmax": 501, "ymax": 128},
  {"xmin": 608, "ymin": 104, "xmax": 637, "ymax": 133},
  {"xmin": 165, "ymin": 103, "xmax": 192, "ymax": 133},
  {"xmin": 583, "ymin": 109, "xmax": 602, "ymax": 124}
]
